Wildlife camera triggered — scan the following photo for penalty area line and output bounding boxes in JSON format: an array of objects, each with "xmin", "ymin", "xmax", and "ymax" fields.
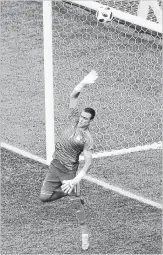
[
  {"xmin": 84, "ymin": 175, "xmax": 162, "ymax": 210},
  {"xmin": 1, "ymin": 141, "xmax": 162, "ymax": 164},
  {"xmin": 1, "ymin": 141, "xmax": 162, "ymax": 209}
]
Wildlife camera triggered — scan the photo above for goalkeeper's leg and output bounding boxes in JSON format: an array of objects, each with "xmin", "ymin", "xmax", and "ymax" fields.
[
  {"xmin": 69, "ymin": 185, "xmax": 89, "ymax": 250},
  {"xmin": 40, "ymin": 161, "xmax": 67, "ymax": 202}
]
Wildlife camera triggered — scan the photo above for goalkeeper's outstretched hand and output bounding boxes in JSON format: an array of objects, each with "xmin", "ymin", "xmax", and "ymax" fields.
[
  {"xmin": 61, "ymin": 180, "xmax": 75, "ymax": 194},
  {"xmin": 82, "ymin": 70, "xmax": 98, "ymax": 85},
  {"xmin": 71, "ymin": 70, "xmax": 98, "ymax": 98}
]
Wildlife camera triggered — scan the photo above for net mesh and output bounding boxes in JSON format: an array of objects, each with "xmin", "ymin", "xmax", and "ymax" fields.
[{"xmin": 53, "ymin": 1, "xmax": 162, "ymax": 153}]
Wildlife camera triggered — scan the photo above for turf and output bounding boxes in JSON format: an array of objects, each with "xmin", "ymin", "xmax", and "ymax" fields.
[
  {"xmin": 88, "ymin": 149, "xmax": 162, "ymax": 203},
  {"xmin": 1, "ymin": 2, "xmax": 162, "ymax": 253},
  {"xmin": 1, "ymin": 149, "xmax": 162, "ymax": 254},
  {"xmin": 1, "ymin": 1, "xmax": 162, "ymax": 158}
]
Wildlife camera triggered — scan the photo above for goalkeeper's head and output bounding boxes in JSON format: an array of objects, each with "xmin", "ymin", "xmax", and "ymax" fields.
[
  {"xmin": 78, "ymin": 107, "xmax": 95, "ymax": 128},
  {"xmin": 84, "ymin": 107, "xmax": 95, "ymax": 120}
]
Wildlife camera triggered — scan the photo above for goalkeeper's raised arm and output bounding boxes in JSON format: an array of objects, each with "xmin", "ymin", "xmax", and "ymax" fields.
[{"xmin": 69, "ymin": 70, "xmax": 98, "ymax": 108}]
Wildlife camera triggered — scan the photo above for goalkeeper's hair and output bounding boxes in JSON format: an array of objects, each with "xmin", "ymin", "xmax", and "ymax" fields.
[{"xmin": 84, "ymin": 107, "xmax": 96, "ymax": 120}]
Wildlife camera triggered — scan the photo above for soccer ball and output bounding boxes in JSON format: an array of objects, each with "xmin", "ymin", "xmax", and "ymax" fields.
[{"xmin": 96, "ymin": 6, "xmax": 113, "ymax": 24}]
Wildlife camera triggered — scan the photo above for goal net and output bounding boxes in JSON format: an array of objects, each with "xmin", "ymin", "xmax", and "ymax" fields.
[
  {"xmin": 52, "ymin": 0, "xmax": 162, "ymax": 155},
  {"xmin": 1, "ymin": 0, "xmax": 162, "ymax": 162}
]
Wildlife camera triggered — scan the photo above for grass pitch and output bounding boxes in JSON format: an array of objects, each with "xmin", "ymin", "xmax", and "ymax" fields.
[
  {"xmin": 1, "ymin": 1, "xmax": 162, "ymax": 254},
  {"xmin": 1, "ymin": 148, "xmax": 162, "ymax": 254}
]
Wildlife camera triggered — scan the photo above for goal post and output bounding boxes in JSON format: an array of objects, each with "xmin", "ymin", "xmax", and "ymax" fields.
[{"xmin": 43, "ymin": 0, "xmax": 55, "ymax": 164}]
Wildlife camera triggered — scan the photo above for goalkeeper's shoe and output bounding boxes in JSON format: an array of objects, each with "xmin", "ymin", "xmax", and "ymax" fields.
[
  {"xmin": 81, "ymin": 225, "xmax": 89, "ymax": 250},
  {"xmin": 82, "ymin": 233, "xmax": 89, "ymax": 250}
]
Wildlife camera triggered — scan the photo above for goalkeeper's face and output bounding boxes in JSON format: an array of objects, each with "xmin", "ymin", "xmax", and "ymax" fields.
[{"xmin": 78, "ymin": 111, "xmax": 92, "ymax": 128}]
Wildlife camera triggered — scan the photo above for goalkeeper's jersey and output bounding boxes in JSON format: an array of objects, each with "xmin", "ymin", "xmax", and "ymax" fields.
[{"xmin": 53, "ymin": 107, "xmax": 93, "ymax": 172}]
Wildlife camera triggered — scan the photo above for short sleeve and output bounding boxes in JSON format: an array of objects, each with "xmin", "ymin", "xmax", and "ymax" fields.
[
  {"xmin": 68, "ymin": 107, "xmax": 80, "ymax": 124},
  {"xmin": 84, "ymin": 133, "xmax": 94, "ymax": 152}
]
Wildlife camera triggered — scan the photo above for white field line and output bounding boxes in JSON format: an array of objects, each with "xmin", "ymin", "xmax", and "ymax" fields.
[
  {"xmin": 79, "ymin": 141, "xmax": 162, "ymax": 160},
  {"xmin": 1, "ymin": 142, "xmax": 162, "ymax": 163},
  {"xmin": 84, "ymin": 175, "xmax": 162, "ymax": 210},
  {"xmin": 1, "ymin": 141, "xmax": 162, "ymax": 209},
  {"xmin": 1, "ymin": 142, "xmax": 48, "ymax": 165}
]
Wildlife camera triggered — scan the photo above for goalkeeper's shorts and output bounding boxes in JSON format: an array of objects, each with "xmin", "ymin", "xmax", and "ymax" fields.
[{"xmin": 41, "ymin": 159, "xmax": 80, "ymax": 197}]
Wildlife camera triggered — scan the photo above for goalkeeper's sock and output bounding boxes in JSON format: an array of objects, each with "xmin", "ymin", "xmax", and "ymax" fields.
[
  {"xmin": 76, "ymin": 209, "xmax": 89, "ymax": 250},
  {"xmin": 71, "ymin": 198, "xmax": 89, "ymax": 250},
  {"xmin": 76, "ymin": 209, "xmax": 86, "ymax": 225}
]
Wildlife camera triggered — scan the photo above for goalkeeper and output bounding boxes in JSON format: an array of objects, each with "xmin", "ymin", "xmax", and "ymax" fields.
[{"xmin": 40, "ymin": 70, "xmax": 98, "ymax": 250}]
